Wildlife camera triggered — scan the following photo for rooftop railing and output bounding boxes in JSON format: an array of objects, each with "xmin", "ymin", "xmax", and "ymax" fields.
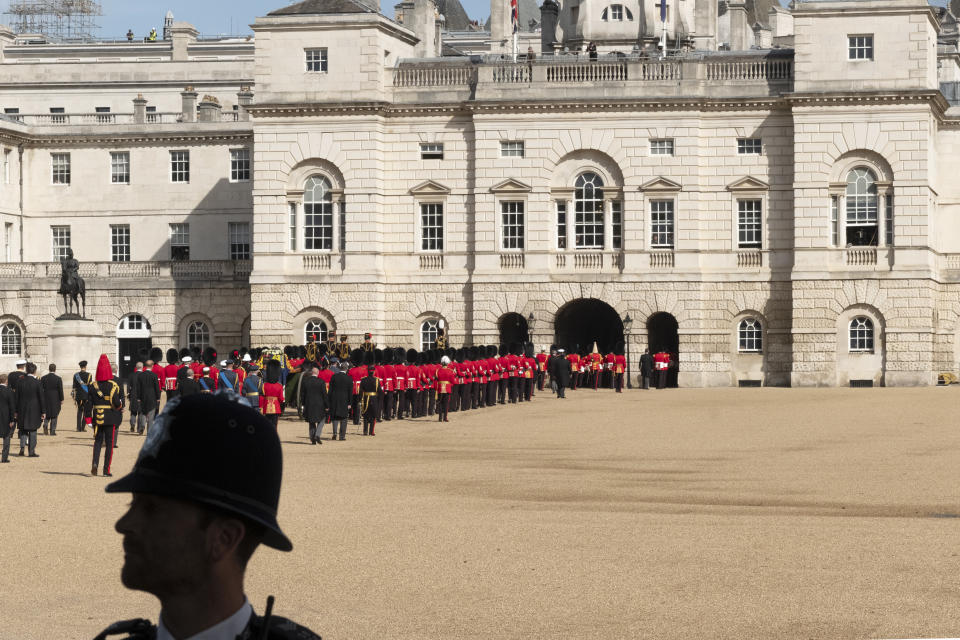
[{"xmin": 0, "ymin": 260, "xmax": 251, "ymax": 281}]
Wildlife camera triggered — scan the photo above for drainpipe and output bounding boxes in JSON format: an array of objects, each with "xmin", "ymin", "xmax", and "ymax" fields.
[{"xmin": 17, "ymin": 143, "xmax": 23, "ymax": 262}]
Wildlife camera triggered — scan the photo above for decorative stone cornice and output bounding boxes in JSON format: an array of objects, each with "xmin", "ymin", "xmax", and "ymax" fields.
[
  {"xmin": 25, "ymin": 130, "xmax": 254, "ymax": 147},
  {"xmin": 786, "ymin": 90, "xmax": 950, "ymax": 120}
]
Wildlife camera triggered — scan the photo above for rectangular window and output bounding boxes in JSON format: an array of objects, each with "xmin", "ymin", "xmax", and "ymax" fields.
[
  {"xmin": 420, "ymin": 143, "xmax": 444, "ymax": 160},
  {"xmin": 556, "ymin": 201, "xmax": 567, "ymax": 249},
  {"xmin": 304, "ymin": 196, "xmax": 333, "ymax": 251},
  {"xmin": 339, "ymin": 199, "xmax": 346, "ymax": 253},
  {"xmin": 49, "ymin": 107, "xmax": 66, "ymax": 124},
  {"xmin": 230, "ymin": 148, "xmax": 250, "ymax": 182},
  {"xmin": 305, "ymin": 48, "xmax": 328, "ymax": 72},
  {"xmin": 831, "ymin": 196, "xmax": 839, "ymax": 247},
  {"xmin": 500, "ymin": 141, "xmax": 525, "ymax": 157},
  {"xmin": 501, "ymin": 201, "xmax": 524, "ymax": 250},
  {"xmin": 170, "ymin": 150, "xmax": 189, "ymax": 183},
  {"xmin": 612, "ymin": 200, "xmax": 623, "ymax": 250},
  {"xmin": 737, "ymin": 138, "xmax": 762, "ymax": 155},
  {"xmin": 848, "ymin": 35, "xmax": 873, "ymax": 60},
  {"xmin": 610, "ymin": 4, "xmax": 623, "ymax": 19},
  {"xmin": 289, "ymin": 203, "xmax": 297, "ymax": 251},
  {"xmin": 51, "ymin": 153, "xmax": 70, "ymax": 185},
  {"xmin": 885, "ymin": 194, "xmax": 894, "ymax": 246},
  {"xmin": 4, "ymin": 108, "xmax": 21, "ymax": 123},
  {"xmin": 51, "ymin": 225, "xmax": 71, "ymax": 261},
  {"xmin": 111, "ymin": 224, "xmax": 130, "ymax": 262},
  {"xmin": 846, "ymin": 190, "xmax": 878, "ymax": 246},
  {"xmin": 229, "ymin": 222, "xmax": 251, "ymax": 260},
  {"xmin": 737, "ymin": 199, "xmax": 762, "ymax": 249},
  {"xmin": 111, "ymin": 151, "xmax": 130, "ymax": 184},
  {"xmin": 649, "ymin": 139, "xmax": 674, "ymax": 156},
  {"xmin": 420, "ymin": 203, "xmax": 444, "ymax": 251},
  {"xmin": 170, "ymin": 223, "xmax": 189, "ymax": 261},
  {"xmin": 650, "ymin": 200, "xmax": 674, "ymax": 249},
  {"xmin": 575, "ymin": 196, "xmax": 604, "ymax": 249}
]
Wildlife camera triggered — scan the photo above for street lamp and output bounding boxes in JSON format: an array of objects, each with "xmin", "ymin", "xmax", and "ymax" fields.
[{"xmin": 623, "ymin": 313, "xmax": 634, "ymax": 389}]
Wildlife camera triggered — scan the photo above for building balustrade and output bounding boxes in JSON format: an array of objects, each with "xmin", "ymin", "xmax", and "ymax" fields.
[
  {"xmin": 499, "ymin": 253, "xmax": 525, "ymax": 269},
  {"xmin": 0, "ymin": 260, "xmax": 251, "ymax": 281},
  {"xmin": 649, "ymin": 251, "xmax": 675, "ymax": 269},
  {"xmin": 737, "ymin": 251, "xmax": 763, "ymax": 268},
  {"xmin": 303, "ymin": 254, "xmax": 332, "ymax": 271},
  {"xmin": 845, "ymin": 247, "xmax": 877, "ymax": 267},
  {"xmin": 419, "ymin": 254, "xmax": 443, "ymax": 270}
]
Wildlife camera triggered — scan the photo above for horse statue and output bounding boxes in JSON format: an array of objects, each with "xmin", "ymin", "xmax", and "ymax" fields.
[{"xmin": 58, "ymin": 248, "xmax": 86, "ymax": 317}]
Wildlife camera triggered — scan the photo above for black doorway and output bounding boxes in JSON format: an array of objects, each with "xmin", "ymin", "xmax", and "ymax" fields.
[
  {"xmin": 554, "ymin": 298, "xmax": 624, "ymax": 354},
  {"xmin": 498, "ymin": 312, "xmax": 529, "ymax": 346},
  {"xmin": 647, "ymin": 312, "xmax": 679, "ymax": 387},
  {"xmin": 118, "ymin": 338, "xmax": 152, "ymax": 382}
]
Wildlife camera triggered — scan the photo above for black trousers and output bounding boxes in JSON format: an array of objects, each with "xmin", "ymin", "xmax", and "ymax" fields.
[
  {"xmin": 351, "ymin": 395, "xmax": 361, "ymax": 424},
  {"xmin": 449, "ymin": 385, "xmax": 459, "ymax": 412},
  {"xmin": 76, "ymin": 403, "xmax": 88, "ymax": 431},
  {"xmin": 657, "ymin": 370, "xmax": 667, "ymax": 389},
  {"xmin": 536, "ymin": 370, "xmax": 545, "ymax": 391},
  {"xmin": 615, "ymin": 373, "xmax": 624, "ymax": 392},
  {"xmin": 92, "ymin": 424, "xmax": 116, "ymax": 474},
  {"xmin": 524, "ymin": 378, "xmax": 534, "ymax": 401},
  {"xmin": 437, "ymin": 393, "xmax": 449, "ymax": 421},
  {"xmin": 406, "ymin": 389, "xmax": 418, "ymax": 418},
  {"xmin": 426, "ymin": 389, "xmax": 436, "ymax": 415},
  {"xmin": 42, "ymin": 416, "xmax": 58, "ymax": 434},
  {"xmin": 309, "ymin": 421, "xmax": 324, "ymax": 441},
  {"xmin": 508, "ymin": 377, "xmax": 518, "ymax": 403},
  {"xmin": 397, "ymin": 388, "xmax": 407, "ymax": 417},
  {"xmin": 641, "ymin": 374, "xmax": 650, "ymax": 390},
  {"xmin": 383, "ymin": 390, "xmax": 395, "ymax": 420},
  {"xmin": 498, "ymin": 379, "xmax": 507, "ymax": 404}
]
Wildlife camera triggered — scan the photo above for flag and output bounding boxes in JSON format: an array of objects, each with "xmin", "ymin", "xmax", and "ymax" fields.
[
  {"xmin": 659, "ymin": 0, "xmax": 666, "ymax": 22},
  {"xmin": 510, "ymin": 0, "xmax": 519, "ymax": 33}
]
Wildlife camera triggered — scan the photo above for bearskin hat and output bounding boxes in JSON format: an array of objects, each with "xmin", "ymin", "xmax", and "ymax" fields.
[
  {"xmin": 166, "ymin": 348, "xmax": 180, "ymax": 364},
  {"xmin": 374, "ymin": 348, "xmax": 383, "ymax": 365},
  {"xmin": 202, "ymin": 347, "xmax": 218, "ymax": 367},
  {"xmin": 364, "ymin": 350, "xmax": 375, "ymax": 366},
  {"xmin": 524, "ymin": 342, "xmax": 534, "ymax": 358},
  {"xmin": 264, "ymin": 358, "xmax": 282, "ymax": 384},
  {"xmin": 498, "ymin": 344, "xmax": 508, "ymax": 357},
  {"xmin": 179, "ymin": 348, "xmax": 191, "ymax": 361}
]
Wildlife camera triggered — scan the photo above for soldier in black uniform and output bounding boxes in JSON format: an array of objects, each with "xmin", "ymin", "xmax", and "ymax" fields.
[
  {"xmin": 359, "ymin": 365, "xmax": 379, "ymax": 436},
  {"xmin": 73, "ymin": 360, "xmax": 93, "ymax": 431},
  {"xmin": 93, "ymin": 393, "xmax": 322, "ymax": 640}
]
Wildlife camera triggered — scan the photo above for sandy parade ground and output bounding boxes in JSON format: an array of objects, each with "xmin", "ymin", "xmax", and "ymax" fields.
[{"xmin": 1, "ymin": 386, "xmax": 960, "ymax": 640}]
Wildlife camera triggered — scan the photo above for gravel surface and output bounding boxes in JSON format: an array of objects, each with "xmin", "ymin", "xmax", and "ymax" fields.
[{"xmin": 2, "ymin": 387, "xmax": 959, "ymax": 640}]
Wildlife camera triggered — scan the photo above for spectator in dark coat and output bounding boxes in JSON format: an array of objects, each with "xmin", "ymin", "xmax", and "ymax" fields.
[
  {"xmin": 134, "ymin": 360, "xmax": 161, "ymax": 435},
  {"xmin": 553, "ymin": 349, "xmax": 571, "ymax": 399},
  {"xmin": 16, "ymin": 362, "xmax": 45, "ymax": 457},
  {"xmin": 127, "ymin": 362, "xmax": 142, "ymax": 432},
  {"xmin": 301, "ymin": 366, "xmax": 328, "ymax": 445},
  {"xmin": 0, "ymin": 373, "xmax": 16, "ymax": 462},
  {"xmin": 639, "ymin": 349, "xmax": 654, "ymax": 390},
  {"xmin": 177, "ymin": 369, "xmax": 200, "ymax": 398},
  {"xmin": 327, "ymin": 366, "xmax": 352, "ymax": 441},
  {"xmin": 40, "ymin": 363, "xmax": 63, "ymax": 435}
]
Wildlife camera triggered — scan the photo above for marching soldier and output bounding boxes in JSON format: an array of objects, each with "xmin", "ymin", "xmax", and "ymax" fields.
[
  {"xmin": 260, "ymin": 359, "xmax": 284, "ymax": 428},
  {"xmin": 381, "ymin": 348, "xmax": 396, "ymax": 421},
  {"xmin": 360, "ymin": 365, "xmax": 379, "ymax": 435},
  {"xmin": 614, "ymin": 347, "xmax": 626, "ymax": 392},
  {"xmin": 654, "ymin": 350, "xmax": 671, "ymax": 389},
  {"xmin": 435, "ymin": 356, "xmax": 455, "ymax": 422},
  {"xmin": 535, "ymin": 348, "xmax": 548, "ymax": 391}
]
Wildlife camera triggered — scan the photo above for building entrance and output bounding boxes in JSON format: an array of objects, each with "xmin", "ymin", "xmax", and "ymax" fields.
[
  {"xmin": 647, "ymin": 312, "xmax": 679, "ymax": 387},
  {"xmin": 554, "ymin": 298, "xmax": 623, "ymax": 354},
  {"xmin": 498, "ymin": 312, "xmax": 529, "ymax": 346}
]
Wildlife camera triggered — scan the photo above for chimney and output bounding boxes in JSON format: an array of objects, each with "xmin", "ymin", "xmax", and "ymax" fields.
[
  {"xmin": 197, "ymin": 95, "xmax": 222, "ymax": 122},
  {"xmin": 694, "ymin": 0, "xmax": 718, "ymax": 50},
  {"xmin": 133, "ymin": 94, "xmax": 148, "ymax": 124},
  {"xmin": 540, "ymin": 0, "xmax": 559, "ymax": 54},
  {"xmin": 236, "ymin": 87, "xmax": 254, "ymax": 122},
  {"xmin": 489, "ymin": 0, "xmax": 512, "ymax": 55},
  {"xmin": 727, "ymin": 1, "xmax": 750, "ymax": 51},
  {"xmin": 170, "ymin": 22, "xmax": 198, "ymax": 61},
  {"xmin": 409, "ymin": 0, "xmax": 438, "ymax": 58},
  {"xmin": 181, "ymin": 87, "xmax": 198, "ymax": 123}
]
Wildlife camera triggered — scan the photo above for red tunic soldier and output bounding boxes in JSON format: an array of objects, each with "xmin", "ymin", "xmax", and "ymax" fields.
[{"xmin": 435, "ymin": 357, "xmax": 456, "ymax": 422}]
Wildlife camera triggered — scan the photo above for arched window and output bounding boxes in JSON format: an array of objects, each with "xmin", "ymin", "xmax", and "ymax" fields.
[
  {"xmin": 574, "ymin": 172, "xmax": 604, "ymax": 249},
  {"xmin": 849, "ymin": 316, "xmax": 874, "ymax": 353},
  {"xmin": 187, "ymin": 321, "xmax": 211, "ymax": 351},
  {"xmin": 1, "ymin": 322, "xmax": 22, "ymax": 356},
  {"xmin": 845, "ymin": 168, "xmax": 878, "ymax": 247},
  {"xmin": 305, "ymin": 319, "xmax": 328, "ymax": 344},
  {"xmin": 738, "ymin": 318, "xmax": 762, "ymax": 353},
  {"xmin": 304, "ymin": 176, "xmax": 333, "ymax": 251},
  {"xmin": 420, "ymin": 319, "xmax": 441, "ymax": 352}
]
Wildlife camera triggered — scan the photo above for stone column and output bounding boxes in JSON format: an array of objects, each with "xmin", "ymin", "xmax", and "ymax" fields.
[
  {"xmin": 565, "ymin": 200, "xmax": 575, "ymax": 251},
  {"xmin": 603, "ymin": 199, "xmax": 614, "ymax": 251},
  {"xmin": 170, "ymin": 22, "xmax": 199, "ymax": 61},
  {"xmin": 727, "ymin": 1, "xmax": 750, "ymax": 51},
  {"xmin": 133, "ymin": 94, "xmax": 148, "ymax": 124},
  {"xmin": 181, "ymin": 88, "xmax": 198, "ymax": 123},
  {"xmin": 489, "ymin": 0, "xmax": 512, "ymax": 56}
]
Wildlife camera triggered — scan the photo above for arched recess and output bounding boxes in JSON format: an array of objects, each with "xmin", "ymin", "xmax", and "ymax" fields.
[
  {"xmin": 828, "ymin": 150, "xmax": 894, "ymax": 184},
  {"xmin": 116, "ymin": 314, "xmax": 153, "ymax": 381},
  {"xmin": 497, "ymin": 312, "xmax": 529, "ymax": 347},
  {"xmin": 286, "ymin": 158, "xmax": 346, "ymax": 193},
  {"xmin": 647, "ymin": 312, "xmax": 679, "ymax": 387},
  {"xmin": 554, "ymin": 298, "xmax": 624, "ymax": 354},
  {"xmin": 835, "ymin": 303, "xmax": 885, "ymax": 387},
  {"xmin": 291, "ymin": 307, "xmax": 337, "ymax": 347},
  {"xmin": 550, "ymin": 149, "xmax": 625, "ymax": 191},
  {"xmin": 178, "ymin": 312, "xmax": 215, "ymax": 350},
  {"xmin": 730, "ymin": 310, "xmax": 767, "ymax": 387}
]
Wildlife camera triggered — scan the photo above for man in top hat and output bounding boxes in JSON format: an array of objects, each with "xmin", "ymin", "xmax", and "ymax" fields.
[
  {"xmin": 16, "ymin": 362, "xmax": 44, "ymax": 457},
  {"xmin": 94, "ymin": 393, "xmax": 321, "ymax": 640},
  {"xmin": 40, "ymin": 363, "xmax": 63, "ymax": 436}
]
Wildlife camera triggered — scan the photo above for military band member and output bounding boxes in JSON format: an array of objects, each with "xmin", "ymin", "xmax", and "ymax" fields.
[
  {"xmin": 90, "ymin": 355, "xmax": 122, "ymax": 477},
  {"xmin": 614, "ymin": 349, "xmax": 626, "ymax": 392},
  {"xmin": 567, "ymin": 350, "xmax": 581, "ymax": 391},
  {"xmin": 349, "ymin": 350, "xmax": 367, "ymax": 425},
  {"xmin": 362, "ymin": 333, "xmax": 375, "ymax": 352},
  {"xmin": 381, "ymin": 349, "xmax": 396, "ymax": 421},
  {"xmin": 337, "ymin": 335, "xmax": 350, "ymax": 361},
  {"xmin": 434, "ymin": 326, "xmax": 447, "ymax": 350},
  {"xmin": 241, "ymin": 364, "xmax": 262, "ymax": 408},
  {"xmin": 654, "ymin": 350, "xmax": 671, "ymax": 389},
  {"xmin": 325, "ymin": 330, "xmax": 338, "ymax": 360}
]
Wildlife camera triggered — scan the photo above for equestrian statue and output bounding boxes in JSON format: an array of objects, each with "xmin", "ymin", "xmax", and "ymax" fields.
[{"xmin": 58, "ymin": 248, "xmax": 86, "ymax": 317}]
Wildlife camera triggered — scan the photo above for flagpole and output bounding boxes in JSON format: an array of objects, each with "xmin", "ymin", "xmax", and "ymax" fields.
[{"xmin": 513, "ymin": 30, "xmax": 518, "ymax": 62}]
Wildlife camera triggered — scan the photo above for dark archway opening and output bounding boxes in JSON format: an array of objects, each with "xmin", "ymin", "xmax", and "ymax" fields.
[
  {"xmin": 498, "ymin": 312, "xmax": 529, "ymax": 346},
  {"xmin": 647, "ymin": 312, "xmax": 679, "ymax": 387},
  {"xmin": 554, "ymin": 298, "xmax": 624, "ymax": 354}
]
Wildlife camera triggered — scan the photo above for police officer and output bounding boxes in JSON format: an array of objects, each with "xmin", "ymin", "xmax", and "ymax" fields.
[{"xmin": 94, "ymin": 393, "xmax": 322, "ymax": 640}]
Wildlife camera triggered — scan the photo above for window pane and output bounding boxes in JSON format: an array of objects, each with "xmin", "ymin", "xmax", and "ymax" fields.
[
  {"xmin": 111, "ymin": 224, "xmax": 130, "ymax": 262},
  {"xmin": 574, "ymin": 172, "xmax": 604, "ymax": 249},
  {"xmin": 737, "ymin": 138, "xmax": 762, "ymax": 155},
  {"xmin": 231, "ymin": 148, "xmax": 250, "ymax": 181},
  {"xmin": 650, "ymin": 139, "xmax": 674, "ymax": 156},
  {"xmin": 170, "ymin": 223, "xmax": 189, "ymax": 260},
  {"xmin": 304, "ymin": 176, "xmax": 333, "ymax": 251},
  {"xmin": 52, "ymin": 153, "xmax": 70, "ymax": 184},
  {"xmin": 51, "ymin": 225, "xmax": 71, "ymax": 261},
  {"xmin": 848, "ymin": 35, "xmax": 873, "ymax": 60},
  {"xmin": 187, "ymin": 321, "xmax": 210, "ymax": 351},
  {"xmin": 556, "ymin": 201, "xmax": 567, "ymax": 250},
  {"xmin": 650, "ymin": 200, "xmax": 674, "ymax": 248},
  {"xmin": 171, "ymin": 151, "xmax": 189, "ymax": 183},
  {"xmin": 501, "ymin": 201, "xmax": 524, "ymax": 250},
  {"xmin": 1, "ymin": 323, "xmax": 22, "ymax": 356},
  {"xmin": 420, "ymin": 320, "xmax": 439, "ymax": 351},
  {"xmin": 289, "ymin": 203, "xmax": 297, "ymax": 251},
  {"xmin": 500, "ymin": 141, "xmax": 524, "ymax": 157},
  {"xmin": 737, "ymin": 199, "xmax": 762, "ymax": 249},
  {"xmin": 111, "ymin": 152, "xmax": 130, "ymax": 184},
  {"xmin": 421, "ymin": 203, "xmax": 444, "ymax": 251},
  {"xmin": 738, "ymin": 318, "xmax": 762, "ymax": 353},
  {"xmin": 229, "ymin": 222, "xmax": 251, "ymax": 260},
  {"xmin": 611, "ymin": 200, "xmax": 622, "ymax": 250},
  {"xmin": 306, "ymin": 48, "xmax": 328, "ymax": 72},
  {"xmin": 305, "ymin": 320, "xmax": 328, "ymax": 344},
  {"xmin": 849, "ymin": 317, "xmax": 874, "ymax": 352},
  {"xmin": 420, "ymin": 143, "xmax": 444, "ymax": 160}
]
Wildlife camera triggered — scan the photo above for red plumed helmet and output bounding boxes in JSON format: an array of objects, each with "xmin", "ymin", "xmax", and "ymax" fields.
[{"xmin": 95, "ymin": 354, "xmax": 112, "ymax": 382}]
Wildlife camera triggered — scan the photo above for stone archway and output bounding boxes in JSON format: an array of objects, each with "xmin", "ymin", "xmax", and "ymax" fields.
[
  {"xmin": 498, "ymin": 312, "xmax": 529, "ymax": 347},
  {"xmin": 554, "ymin": 298, "xmax": 624, "ymax": 354},
  {"xmin": 647, "ymin": 312, "xmax": 679, "ymax": 387}
]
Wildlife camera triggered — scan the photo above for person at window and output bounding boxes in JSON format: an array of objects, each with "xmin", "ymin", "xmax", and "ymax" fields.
[
  {"xmin": 89, "ymin": 355, "xmax": 122, "ymax": 476},
  {"xmin": 0, "ymin": 373, "xmax": 15, "ymax": 463},
  {"xmin": 40, "ymin": 363, "xmax": 63, "ymax": 435},
  {"xmin": 94, "ymin": 393, "xmax": 322, "ymax": 640},
  {"xmin": 527, "ymin": 46, "xmax": 536, "ymax": 62}
]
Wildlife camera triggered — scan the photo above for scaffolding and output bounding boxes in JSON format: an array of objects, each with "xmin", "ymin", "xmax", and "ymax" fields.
[{"xmin": 4, "ymin": 0, "xmax": 102, "ymax": 41}]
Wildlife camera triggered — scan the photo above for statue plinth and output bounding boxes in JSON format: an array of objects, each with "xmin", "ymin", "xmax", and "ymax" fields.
[{"xmin": 49, "ymin": 317, "xmax": 101, "ymax": 370}]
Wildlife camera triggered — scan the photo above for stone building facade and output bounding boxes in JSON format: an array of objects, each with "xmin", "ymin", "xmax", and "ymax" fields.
[{"xmin": 0, "ymin": 0, "xmax": 958, "ymax": 386}]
